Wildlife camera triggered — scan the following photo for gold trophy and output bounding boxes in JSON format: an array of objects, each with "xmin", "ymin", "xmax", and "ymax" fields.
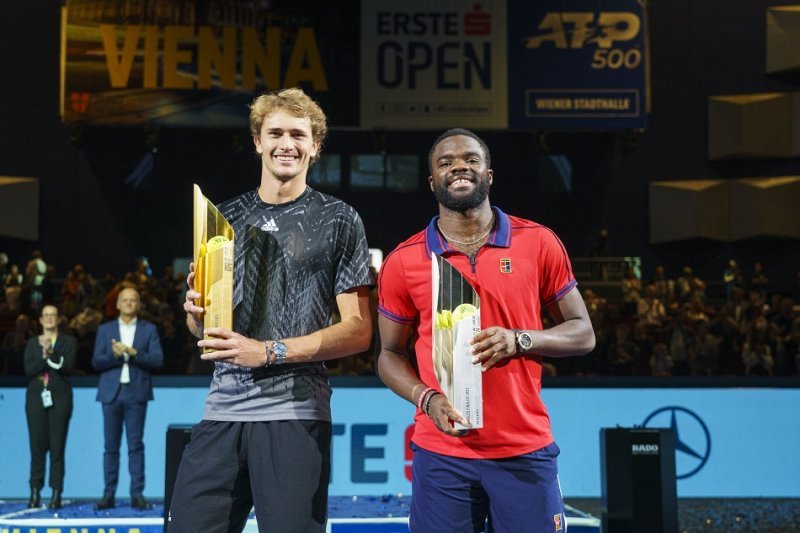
[
  {"xmin": 193, "ymin": 184, "xmax": 234, "ymax": 351},
  {"xmin": 431, "ymin": 255, "xmax": 483, "ymax": 429}
]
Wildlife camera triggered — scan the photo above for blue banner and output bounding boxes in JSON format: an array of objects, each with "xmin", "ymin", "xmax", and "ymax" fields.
[
  {"xmin": 507, "ymin": 0, "xmax": 648, "ymax": 129},
  {"xmin": 1, "ymin": 385, "xmax": 798, "ymax": 498}
]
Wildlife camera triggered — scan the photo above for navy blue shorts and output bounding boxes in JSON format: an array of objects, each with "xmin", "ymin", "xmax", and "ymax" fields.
[{"xmin": 409, "ymin": 442, "xmax": 566, "ymax": 533}]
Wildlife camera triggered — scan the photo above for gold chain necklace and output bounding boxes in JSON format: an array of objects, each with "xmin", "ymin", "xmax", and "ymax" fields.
[{"xmin": 436, "ymin": 218, "xmax": 493, "ymax": 246}]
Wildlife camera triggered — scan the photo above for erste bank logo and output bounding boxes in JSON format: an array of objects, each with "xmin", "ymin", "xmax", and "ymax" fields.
[{"xmin": 642, "ymin": 406, "xmax": 711, "ymax": 479}]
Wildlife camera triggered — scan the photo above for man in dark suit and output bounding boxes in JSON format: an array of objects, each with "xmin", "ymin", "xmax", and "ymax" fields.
[{"xmin": 92, "ymin": 287, "xmax": 163, "ymax": 510}]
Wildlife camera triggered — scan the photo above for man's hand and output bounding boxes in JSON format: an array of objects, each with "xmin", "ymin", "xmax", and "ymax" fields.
[
  {"xmin": 199, "ymin": 328, "xmax": 268, "ymax": 368},
  {"xmin": 183, "ymin": 262, "xmax": 204, "ymax": 338},
  {"xmin": 112, "ymin": 339, "xmax": 137, "ymax": 358},
  {"xmin": 426, "ymin": 393, "xmax": 471, "ymax": 437},
  {"xmin": 470, "ymin": 327, "xmax": 518, "ymax": 371}
]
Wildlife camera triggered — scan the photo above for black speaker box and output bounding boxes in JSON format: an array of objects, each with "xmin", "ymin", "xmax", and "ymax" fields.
[
  {"xmin": 164, "ymin": 424, "xmax": 194, "ymax": 532},
  {"xmin": 600, "ymin": 428, "xmax": 678, "ymax": 533}
]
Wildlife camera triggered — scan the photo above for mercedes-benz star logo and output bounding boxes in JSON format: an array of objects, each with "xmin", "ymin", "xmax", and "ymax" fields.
[{"xmin": 642, "ymin": 406, "xmax": 711, "ymax": 479}]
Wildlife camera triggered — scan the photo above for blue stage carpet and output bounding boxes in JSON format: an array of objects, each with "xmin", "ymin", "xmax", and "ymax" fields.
[{"xmin": 0, "ymin": 495, "xmax": 600, "ymax": 532}]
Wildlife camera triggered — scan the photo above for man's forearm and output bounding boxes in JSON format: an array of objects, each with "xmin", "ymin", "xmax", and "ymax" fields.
[
  {"xmin": 527, "ymin": 317, "xmax": 595, "ymax": 357},
  {"xmin": 283, "ymin": 315, "xmax": 371, "ymax": 363},
  {"xmin": 376, "ymin": 349, "xmax": 428, "ymax": 406}
]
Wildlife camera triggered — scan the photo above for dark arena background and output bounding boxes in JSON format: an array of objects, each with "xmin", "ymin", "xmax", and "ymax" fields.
[{"xmin": 1, "ymin": 1, "xmax": 799, "ymax": 532}]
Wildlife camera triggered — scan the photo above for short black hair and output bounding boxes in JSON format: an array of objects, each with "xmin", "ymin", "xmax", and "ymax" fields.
[{"xmin": 428, "ymin": 128, "xmax": 491, "ymax": 174}]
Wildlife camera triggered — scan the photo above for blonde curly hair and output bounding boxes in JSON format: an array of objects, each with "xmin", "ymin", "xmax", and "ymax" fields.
[{"xmin": 249, "ymin": 87, "xmax": 327, "ymax": 162}]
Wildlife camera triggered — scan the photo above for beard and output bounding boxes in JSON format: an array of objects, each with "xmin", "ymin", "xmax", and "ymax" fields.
[{"xmin": 432, "ymin": 175, "xmax": 491, "ymax": 212}]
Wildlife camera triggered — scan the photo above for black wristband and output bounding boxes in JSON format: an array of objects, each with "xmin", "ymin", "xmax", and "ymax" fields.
[{"xmin": 423, "ymin": 391, "xmax": 440, "ymax": 416}]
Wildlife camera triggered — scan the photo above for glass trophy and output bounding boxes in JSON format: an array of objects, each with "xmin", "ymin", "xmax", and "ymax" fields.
[{"xmin": 432, "ymin": 255, "xmax": 483, "ymax": 429}]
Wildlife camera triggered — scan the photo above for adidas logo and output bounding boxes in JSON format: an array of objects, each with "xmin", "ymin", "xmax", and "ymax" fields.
[{"xmin": 261, "ymin": 218, "xmax": 279, "ymax": 232}]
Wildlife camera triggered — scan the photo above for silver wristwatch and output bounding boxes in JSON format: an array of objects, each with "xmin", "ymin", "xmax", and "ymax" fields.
[
  {"xmin": 515, "ymin": 331, "xmax": 533, "ymax": 353},
  {"xmin": 271, "ymin": 340, "xmax": 287, "ymax": 364}
]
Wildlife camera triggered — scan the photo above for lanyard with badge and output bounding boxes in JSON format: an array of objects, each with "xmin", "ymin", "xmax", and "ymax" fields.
[{"xmin": 41, "ymin": 371, "xmax": 53, "ymax": 408}]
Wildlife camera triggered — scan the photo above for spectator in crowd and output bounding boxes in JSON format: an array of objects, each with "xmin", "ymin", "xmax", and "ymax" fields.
[
  {"xmin": 693, "ymin": 322, "xmax": 719, "ymax": 376},
  {"xmin": 608, "ymin": 324, "xmax": 638, "ymax": 375},
  {"xmin": 69, "ymin": 298, "xmax": 104, "ymax": 372},
  {"xmin": 741, "ymin": 290, "xmax": 768, "ymax": 333},
  {"xmin": 652, "ymin": 265, "xmax": 677, "ymax": 312},
  {"xmin": 621, "ymin": 264, "xmax": 641, "ymax": 315},
  {"xmin": 684, "ymin": 296, "xmax": 710, "ymax": 325},
  {"xmin": 133, "ymin": 257, "xmax": 152, "ymax": 290},
  {"xmin": 710, "ymin": 306, "xmax": 743, "ymax": 375},
  {"xmin": 667, "ymin": 315, "xmax": 692, "ymax": 376},
  {"xmin": 723, "ymin": 259, "xmax": 744, "ymax": 303},
  {"xmin": 750, "ymin": 261, "xmax": 769, "ymax": 301},
  {"xmin": 742, "ymin": 333, "xmax": 774, "ymax": 376},
  {"xmin": 583, "ymin": 289, "xmax": 607, "ymax": 325},
  {"xmin": 23, "ymin": 250, "xmax": 47, "ymax": 313},
  {"xmin": 42, "ymin": 264, "xmax": 58, "ymax": 308},
  {"xmin": 5, "ymin": 264, "xmax": 24, "ymax": 314},
  {"xmin": 575, "ymin": 289, "xmax": 609, "ymax": 375},
  {"xmin": 769, "ymin": 296, "xmax": 797, "ymax": 375},
  {"xmin": 24, "ymin": 305, "xmax": 76, "ymax": 510},
  {"xmin": 0, "ymin": 243, "xmax": 794, "ymax": 381},
  {"xmin": 677, "ymin": 266, "xmax": 706, "ymax": 303},
  {"xmin": 0, "ymin": 252, "xmax": 8, "ymax": 302},
  {"xmin": 61, "ymin": 266, "xmax": 87, "ymax": 319},
  {"xmin": 649, "ymin": 342, "xmax": 673, "ymax": 377},
  {"xmin": 632, "ymin": 325, "xmax": 655, "ymax": 376},
  {"xmin": 637, "ymin": 284, "xmax": 667, "ymax": 329},
  {"xmin": 2, "ymin": 313, "xmax": 34, "ymax": 374},
  {"xmin": 69, "ymin": 298, "xmax": 104, "ymax": 338},
  {"xmin": 157, "ymin": 306, "xmax": 188, "ymax": 374}
]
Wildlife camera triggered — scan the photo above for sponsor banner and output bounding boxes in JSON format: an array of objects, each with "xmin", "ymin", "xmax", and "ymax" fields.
[
  {"xmin": 508, "ymin": 0, "xmax": 648, "ymax": 129},
  {"xmin": 360, "ymin": 0, "xmax": 508, "ymax": 129},
  {"xmin": 0, "ymin": 386, "xmax": 798, "ymax": 498},
  {"xmin": 61, "ymin": 0, "xmax": 359, "ymax": 126}
]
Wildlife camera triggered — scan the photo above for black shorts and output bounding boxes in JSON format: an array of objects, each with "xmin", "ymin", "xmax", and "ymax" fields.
[{"xmin": 167, "ymin": 419, "xmax": 332, "ymax": 533}]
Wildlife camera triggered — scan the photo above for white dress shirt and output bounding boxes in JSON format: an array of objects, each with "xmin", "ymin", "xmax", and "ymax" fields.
[{"xmin": 118, "ymin": 318, "xmax": 137, "ymax": 384}]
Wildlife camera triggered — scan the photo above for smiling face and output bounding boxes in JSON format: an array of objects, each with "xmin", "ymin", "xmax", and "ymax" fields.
[
  {"xmin": 429, "ymin": 135, "xmax": 493, "ymax": 213},
  {"xmin": 253, "ymin": 110, "xmax": 320, "ymax": 183}
]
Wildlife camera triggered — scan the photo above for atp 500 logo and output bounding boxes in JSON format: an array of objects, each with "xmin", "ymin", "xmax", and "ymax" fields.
[{"xmin": 524, "ymin": 11, "xmax": 643, "ymax": 71}]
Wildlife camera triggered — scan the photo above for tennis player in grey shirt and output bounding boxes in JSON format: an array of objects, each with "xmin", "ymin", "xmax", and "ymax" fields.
[{"xmin": 171, "ymin": 87, "xmax": 372, "ymax": 533}]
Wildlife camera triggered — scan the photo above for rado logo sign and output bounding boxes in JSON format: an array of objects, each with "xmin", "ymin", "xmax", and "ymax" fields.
[{"xmin": 631, "ymin": 443, "xmax": 660, "ymax": 455}]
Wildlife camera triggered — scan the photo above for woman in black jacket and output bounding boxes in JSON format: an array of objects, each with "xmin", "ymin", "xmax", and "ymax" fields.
[{"xmin": 24, "ymin": 304, "xmax": 76, "ymax": 510}]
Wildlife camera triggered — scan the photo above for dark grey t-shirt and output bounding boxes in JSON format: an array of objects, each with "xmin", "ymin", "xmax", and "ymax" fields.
[{"xmin": 202, "ymin": 187, "xmax": 371, "ymax": 421}]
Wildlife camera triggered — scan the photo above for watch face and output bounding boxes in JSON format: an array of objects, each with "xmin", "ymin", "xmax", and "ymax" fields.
[
  {"xmin": 271, "ymin": 340, "xmax": 288, "ymax": 364},
  {"xmin": 517, "ymin": 332, "xmax": 533, "ymax": 351}
]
